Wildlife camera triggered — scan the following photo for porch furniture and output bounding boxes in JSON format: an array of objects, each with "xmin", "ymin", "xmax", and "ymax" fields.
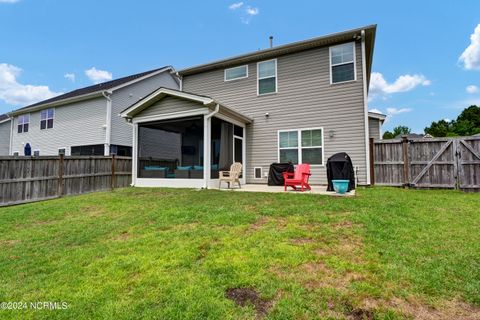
[
  {"xmin": 268, "ymin": 162, "xmax": 295, "ymax": 186},
  {"xmin": 140, "ymin": 166, "xmax": 167, "ymax": 178},
  {"xmin": 175, "ymin": 166, "xmax": 191, "ymax": 179},
  {"xmin": 326, "ymin": 152, "xmax": 355, "ymax": 192},
  {"xmin": 219, "ymin": 162, "xmax": 242, "ymax": 189},
  {"xmin": 283, "ymin": 164, "xmax": 311, "ymax": 191}
]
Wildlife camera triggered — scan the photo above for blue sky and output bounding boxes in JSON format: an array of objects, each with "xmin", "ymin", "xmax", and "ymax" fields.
[{"xmin": 0, "ymin": 0, "xmax": 479, "ymax": 132}]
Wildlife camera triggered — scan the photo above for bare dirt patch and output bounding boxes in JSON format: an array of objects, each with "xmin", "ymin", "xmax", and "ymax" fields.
[
  {"xmin": 291, "ymin": 237, "xmax": 315, "ymax": 245},
  {"xmin": 225, "ymin": 287, "xmax": 272, "ymax": 318},
  {"xmin": 112, "ymin": 231, "xmax": 131, "ymax": 241},
  {"xmin": 249, "ymin": 216, "xmax": 270, "ymax": 231},
  {"xmin": 0, "ymin": 239, "xmax": 20, "ymax": 247},
  {"xmin": 363, "ymin": 297, "xmax": 480, "ymax": 320}
]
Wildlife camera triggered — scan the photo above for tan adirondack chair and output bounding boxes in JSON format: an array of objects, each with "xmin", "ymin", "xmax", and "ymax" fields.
[{"xmin": 219, "ymin": 162, "xmax": 242, "ymax": 189}]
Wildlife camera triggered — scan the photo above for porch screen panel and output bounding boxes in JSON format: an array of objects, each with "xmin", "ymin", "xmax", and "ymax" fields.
[{"xmin": 137, "ymin": 117, "xmax": 204, "ymax": 179}]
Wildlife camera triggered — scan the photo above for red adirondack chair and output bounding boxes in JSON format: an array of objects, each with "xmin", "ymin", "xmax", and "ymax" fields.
[{"xmin": 283, "ymin": 164, "xmax": 312, "ymax": 191}]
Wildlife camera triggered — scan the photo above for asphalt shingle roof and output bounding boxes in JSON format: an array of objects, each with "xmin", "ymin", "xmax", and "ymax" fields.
[{"xmin": 16, "ymin": 66, "xmax": 172, "ymax": 111}]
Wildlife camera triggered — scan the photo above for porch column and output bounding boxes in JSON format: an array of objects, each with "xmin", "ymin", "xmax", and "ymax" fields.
[{"xmin": 203, "ymin": 115, "xmax": 211, "ymax": 188}]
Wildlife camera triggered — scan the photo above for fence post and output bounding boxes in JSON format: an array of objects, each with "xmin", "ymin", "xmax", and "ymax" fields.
[
  {"xmin": 402, "ymin": 135, "xmax": 409, "ymax": 188},
  {"xmin": 58, "ymin": 154, "xmax": 64, "ymax": 197},
  {"xmin": 369, "ymin": 138, "xmax": 375, "ymax": 186},
  {"xmin": 111, "ymin": 155, "xmax": 116, "ymax": 190}
]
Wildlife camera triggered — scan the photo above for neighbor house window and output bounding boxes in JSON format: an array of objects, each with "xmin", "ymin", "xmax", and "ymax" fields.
[
  {"xmin": 17, "ymin": 114, "xmax": 29, "ymax": 133},
  {"xmin": 40, "ymin": 108, "xmax": 54, "ymax": 130},
  {"xmin": 278, "ymin": 128, "xmax": 323, "ymax": 165},
  {"xmin": 225, "ymin": 65, "xmax": 248, "ymax": 81},
  {"xmin": 257, "ymin": 59, "xmax": 277, "ymax": 95},
  {"xmin": 330, "ymin": 42, "xmax": 356, "ymax": 83}
]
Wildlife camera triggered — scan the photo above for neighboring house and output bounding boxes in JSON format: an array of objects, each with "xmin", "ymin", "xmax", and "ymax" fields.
[
  {"xmin": 7, "ymin": 67, "xmax": 179, "ymax": 156},
  {"xmin": 0, "ymin": 114, "xmax": 11, "ymax": 155},
  {"xmin": 394, "ymin": 133, "xmax": 433, "ymax": 139},
  {"xmin": 121, "ymin": 25, "xmax": 381, "ymax": 187},
  {"xmin": 368, "ymin": 112, "xmax": 386, "ymax": 140}
]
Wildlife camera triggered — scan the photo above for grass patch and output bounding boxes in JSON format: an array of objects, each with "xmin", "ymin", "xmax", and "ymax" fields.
[{"xmin": 0, "ymin": 187, "xmax": 479, "ymax": 319}]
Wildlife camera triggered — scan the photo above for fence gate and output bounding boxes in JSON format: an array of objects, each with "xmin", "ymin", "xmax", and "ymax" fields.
[
  {"xmin": 373, "ymin": 136, "xmax": 480, "ymax": 191},
  {"xmin": 456, "ymin": 138, "xmax": 480, "ymax": 190}
]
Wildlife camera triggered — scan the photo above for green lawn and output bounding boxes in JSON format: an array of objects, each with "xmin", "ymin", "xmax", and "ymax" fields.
[{"xmin": 0, "ymin": 187, "xmax": 479, "ymax": 319}]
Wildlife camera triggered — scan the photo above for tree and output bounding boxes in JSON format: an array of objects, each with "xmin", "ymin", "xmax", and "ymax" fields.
[
  {"xmin": 424, "ymin": 105, "xmax": 480, "ymax": 137},
  {"xmin": 382, "ymin": 131, "xmax": 395, "ymax": 139},
  {"xmin": 392, "ymin": 125, "xmax": 411, "ymax": 137},
  {"xmin": 382, "ymin": 126, "xmax": 411, "ymax": 139},
  {"xmin": 424, "ymin": 119, "xmax": 451, "ymax": 137}
]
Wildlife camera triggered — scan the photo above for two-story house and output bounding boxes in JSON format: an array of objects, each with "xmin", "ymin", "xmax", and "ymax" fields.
[
  {"xmin": 0, "ymin": 114, "xmax": 11, "ymax": 155},
  {"xmin": 6, "ymin": 66, "xmax": 179, "ymax": 156},
  {"xmin": 120, "ymin": 25, "xmax": 383, "ymax": 188}
]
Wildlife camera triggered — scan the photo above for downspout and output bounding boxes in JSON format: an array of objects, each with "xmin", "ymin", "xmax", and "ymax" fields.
[
  {"xmin": 102, "ymin": 90, "xmax": 113, "ymax": 156},
  {"xmin": 9, "ymin": 116, "xmax": 13, "ymax": 155},
  {"xmin": 361, "ymin": 30, "xmax": 371, "ymax": 185},
  {"xmin": 203, "ymin": 104, "xmax": 220, "ymax": 188}
]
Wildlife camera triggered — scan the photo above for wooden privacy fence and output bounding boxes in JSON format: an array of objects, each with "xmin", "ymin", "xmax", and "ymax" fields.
[
  {"xmin": 371, "ymin": 136, "xmax": 480, "ymax": 191},
  {"xmin": 0, "ymin": 155, "xmax": 132, "ymax": 206}
]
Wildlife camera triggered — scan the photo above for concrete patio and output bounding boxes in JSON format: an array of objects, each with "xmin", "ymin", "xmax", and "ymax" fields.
[{"xmin": 218, "ymin": 184, "xmax": 355, "ymax": 196}]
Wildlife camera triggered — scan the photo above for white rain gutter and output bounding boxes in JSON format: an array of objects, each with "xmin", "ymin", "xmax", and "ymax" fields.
[
  {"xmin": 361, "ymin": 29, "xmax": 371, "ymax": 185},
  {"xmin": 203, "ymin": 103, "xmax": 220, "ymax": 188},
  {"xmin": 102, "ymin": 90, "xmax": 113, "ymax": 156}
]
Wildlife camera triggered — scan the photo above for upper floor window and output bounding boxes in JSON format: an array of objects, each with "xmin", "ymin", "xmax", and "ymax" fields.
[
  {"xmin": 17, "ymin": 114, "xmax": 29, "ymax": 133},
  {"xmin": 330, "ymin": 42, "xmax": 356, "ymax": 84},
  {"xmin": 225, "ymin": 65, "xmax": 248, "ymax": 81},
  {"xmin": 278, "ymin": 128, "xmax": 323, "ymax": 165},
  {"xmin": 257, "ymin": 59, "xmax": 277, "ymax": 95},
  {"xmin": 40, "ymin": 108, "xmax": 54, "ymax": 130}
]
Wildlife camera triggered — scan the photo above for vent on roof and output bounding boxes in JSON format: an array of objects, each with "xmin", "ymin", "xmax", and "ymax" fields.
[{"xmin": 269, "ymin": 36, "xmax": 273, "ymax": 48}]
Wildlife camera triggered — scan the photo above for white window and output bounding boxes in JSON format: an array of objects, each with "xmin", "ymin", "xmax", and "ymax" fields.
[
  {"xmin": 40, "ymin": 108, "xmax": 54, "ymax": 130},
  {"xmin": 330, "ymin": 42, "xmax": 356, "ymax": 84},
  {"xmin": 225, "ymin": 65, "xmax": 248, "ymax": 81},
  {"xmin": 17, "ymin": 114, "xmax": 30, "ymax": 133},
  {"xmin": 257, "ymin": 59, "xmax": 277, "ymax": 95},
  {"xmin": 278, "ymin": 128, "xmax": 323, "ymax": 165}
]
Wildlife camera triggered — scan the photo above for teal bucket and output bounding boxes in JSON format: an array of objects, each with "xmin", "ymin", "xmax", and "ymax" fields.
[{"xmin": 332, "ymin": 180, "xmax": 350, "ymax": 194}]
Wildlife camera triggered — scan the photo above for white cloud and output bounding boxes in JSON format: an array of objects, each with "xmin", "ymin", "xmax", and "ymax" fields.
[
  {"xmin": 85, "ymin": 67, "xmax": 112, "ymax": 84},
  {"xmin": 228, "ymin": 2, "xmax": 243, "ymax": 10},
  {"xmin": 230, "ymin": 2, "xmax": 259, "ymax": 25},
  {"xmin": 368, "ymin": 107, "xmax": 412, "ymax": 123},
  {"xmin": 466, "ymin": 84, "xmax": 479, "ymax": 94},
  {"xmin": 444, "ymin": 118, "xmax": 451, "ymax": 122},
  {"xmin": 245, "ymin": 6, "xmax": 259, "ymax": 15},
  {"xmin": 64, "ymin": 73, "xmax": 75, "ymax": 82},
  {"xmin": 0, "ymin": 63, "xmax": 61, "ymax": 106},
  {"xmin": 370, "ymin": 72, "xmax": 431, "ymax": 97},
  {"xmin": 368, "ymin": 108, "xmax": 383, "ymax": 114},
  {"xmin": 0, "ymin": 0, "xmax": 20, "ymax": 3},
  {"xmin": 386, "ymin": 107, "xmax": 412, "ymax": 115},
  {"xmin": 459, "ymin": 24, "xmax": 480, "ymax": 70}
]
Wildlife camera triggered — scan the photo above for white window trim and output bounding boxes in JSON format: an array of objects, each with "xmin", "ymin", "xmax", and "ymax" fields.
[
  {"xmin": 329, "ymin": 42, "xmax": 357, "ymax": 85},
  {"xmin": 257, "ymin": 59, "xmax": 278, "ymax": 96},
  {"xmin": 224, "ymin": 65, "xmax": 248, "ymax": 82},
  {"xmin": 17, "ymin": 114, "xmax": 30, "ymax": 134},
  {"xmin": 277, "ymin": 127, "xmax": 325, "ymax": 167},
  {"xmin": 253, "ymin": 167, "xmax": 263, "ymax": 179},
  {"xmin": 40, "ymin": 108, "xmax": 55, "ymax": 130}
]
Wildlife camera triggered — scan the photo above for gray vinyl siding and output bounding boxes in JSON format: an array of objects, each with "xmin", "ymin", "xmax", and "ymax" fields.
[
  {"xmin": 110, "ymin": 72, "xmax": 179, "ymax": 146},
  {"xmin": 0, "ymin": 120, "xmax": 11, "ymax": 155},
  {"xmin": 368, "ymin": 117, "xmax": 381, "ymax": 140},
  {"xmin": 183, "ymin": 42, "xmax": 368, "ymax": 185},
  {"xmin": 10, "ymin": 97, "xmax": 106, "ymax": 155},
  {"xmin": 136, "ymin": 96, "xmax": 203, "ymax": 118}
]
